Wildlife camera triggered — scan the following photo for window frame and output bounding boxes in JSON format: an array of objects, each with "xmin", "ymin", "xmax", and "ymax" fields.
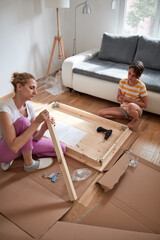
[{"xmin": 118, "ymin": 0, "xmax": 160, "ymax": 38}]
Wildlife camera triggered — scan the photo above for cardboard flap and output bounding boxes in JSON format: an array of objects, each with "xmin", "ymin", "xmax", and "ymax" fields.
[
  {"xmin": 0, "ymin": 156, "xmax": 98, "ymax": 238},
  {"xmin": 0, "ymin": 173, "xmax": 72, "ymax": 239},
  {"xmin": 41, "ymin": 221, "xmax": 160, "ymax": 240},
  {"xmin": 81, "ymin": 160, "xmax": 160, "ymax": 234},
  {"xmin": 98, "ymin": 154, "xmax": 131, "ymax": 191},
  {"xmin": 0, "ymin": 214, "xmax": 32, "ymax": 240}
]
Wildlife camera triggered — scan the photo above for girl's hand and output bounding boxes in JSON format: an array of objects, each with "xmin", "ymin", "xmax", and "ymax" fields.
[
  {"xmin": 117, "ymin": 90, "xmax": 125, "ymax": 103},
  {"xmin": 121, "ymin": 93, "xmax": 131, "ymax": 103}
]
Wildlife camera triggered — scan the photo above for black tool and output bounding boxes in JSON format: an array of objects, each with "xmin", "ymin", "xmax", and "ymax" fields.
[{"xmin": 97, "ymin": 127, "xmax": 112, "ymax": 140}]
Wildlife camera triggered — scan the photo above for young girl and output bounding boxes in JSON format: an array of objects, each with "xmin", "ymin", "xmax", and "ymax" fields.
[
  {"xmin": 0, "ymin": 72, "xmax": 66, "ymax": 172},
  {"xmin": 98, "ymin": 61, "xmax": 148, "ymax": 130}
]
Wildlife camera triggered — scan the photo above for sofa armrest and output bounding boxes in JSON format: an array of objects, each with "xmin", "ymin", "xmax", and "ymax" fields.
[{"xmin": 62, "ymin": 48, "xmax": 99, "ymax": 88}]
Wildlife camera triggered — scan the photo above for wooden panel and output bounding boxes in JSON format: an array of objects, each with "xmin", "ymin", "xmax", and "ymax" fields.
[{"xmin": 47, "ymin": 102, "xmax": 132, "ymax": 171}]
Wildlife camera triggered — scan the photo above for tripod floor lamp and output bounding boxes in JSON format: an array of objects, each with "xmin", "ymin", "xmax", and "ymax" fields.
[
  {"xmin": 45, "ymin": 0, "xmax": 70, "ymax": 75},
  {"xmin": 73, "ymin": 0, "xmax": 91, "ymax": 55}
]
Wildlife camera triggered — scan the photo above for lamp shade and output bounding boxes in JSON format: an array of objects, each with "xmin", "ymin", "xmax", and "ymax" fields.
[
  {"xmin": 82, "ymin": 2, "xmax": 91, "ymax": 14},
  {"xmin": 45, "ymin": 0, "xmax": 70, "ymax": 8}
]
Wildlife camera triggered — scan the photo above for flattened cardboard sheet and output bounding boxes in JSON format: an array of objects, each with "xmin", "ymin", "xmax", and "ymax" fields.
[
  {"xmin": 40, "ymin": 221, "xmax": 160, "ymax": 240},
  {"xmin": 0, "ymin": 156, "xmax": 98, "ymax": 238},
  {"xmin": 80, "ymin": 161, "xmax": 160, "ymax": 234},
  {"xmin": 0, "ymin": 214, "xmax": 32, "ymax": 240},
  {"xmin": 98, "ymin": 154, "xmax": 131, "ymax": 191},
  {"xmin": 0, "ymin": 169, "xmax": 72, "ymax": 239},
  {"xmin": 132, "ymin": 153, "xmax": 160, "ymax": 172},
  {"xmin": 30, "ymin": 155, "xmax": 98, "ymax": 201}
]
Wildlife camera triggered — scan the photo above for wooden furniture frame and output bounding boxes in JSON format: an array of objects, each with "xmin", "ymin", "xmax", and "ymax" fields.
[{"xmin": 47, "ymin": 102, "xmax": 132, "ymax": 172}]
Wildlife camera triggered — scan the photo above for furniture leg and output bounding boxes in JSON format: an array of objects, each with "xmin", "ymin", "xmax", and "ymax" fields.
[
  {"xmin": 46, "ymin": 119, "xmax": 77, "ymax": 201},
  {"xmin": 47, "ymin": 37, "xmax": 57, "ymax": 75}
]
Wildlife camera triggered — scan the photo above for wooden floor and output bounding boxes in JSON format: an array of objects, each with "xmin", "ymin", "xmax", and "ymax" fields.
[{"xmin": 30, "ymin": 83, "xmax": 160, "ymax": 223}]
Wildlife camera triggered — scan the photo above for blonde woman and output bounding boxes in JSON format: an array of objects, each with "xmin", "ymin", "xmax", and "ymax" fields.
[{"xmin": 0, "ymin": 72, "xmax": 66, "ymax": 172}]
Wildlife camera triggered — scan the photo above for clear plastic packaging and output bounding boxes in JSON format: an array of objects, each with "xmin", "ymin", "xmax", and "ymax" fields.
[
  {"xmin": 71, "ymin": 168, "xmax": 92, "ymax": 181},
  {"xmin": 126, "ymin": 149, "xmax": 138, "ymax": 168},
  {"xmin": 129, "ymin": 158, "xmax": 138, "ymax": 168},
  {"xmin": 37, "ymin": 70, "xmax": 64, "ymax": 95}
]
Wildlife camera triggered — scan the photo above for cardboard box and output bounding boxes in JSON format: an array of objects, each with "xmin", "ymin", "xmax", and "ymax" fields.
[{"xmin": 40, "ymin": 221, "xmax": 160, "ymax": 240}]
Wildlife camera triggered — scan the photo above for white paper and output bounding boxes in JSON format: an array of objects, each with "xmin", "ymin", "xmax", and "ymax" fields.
[{"xmin": 44, "ymin": 122, "xmax": 86, "ymax": 147}]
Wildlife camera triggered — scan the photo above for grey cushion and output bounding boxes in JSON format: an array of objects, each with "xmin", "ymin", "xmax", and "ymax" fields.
[
  {"xmin": 134, "ymin": 35, "xmax": 160, "ymax": 70},
  {"xmin": 140, "ymin": 68, "xmax": 160, "ymax": 93},
  {"xmin": 73, "ymin": 56, "xmax": 128, "ymax": 84},
  {"xmin": 98, "ymin": 33, "xmax": 139, "ymax": 64},
  {"xmin": 73, "ymin": 55, "xmax": 160, "ymax": 93}
]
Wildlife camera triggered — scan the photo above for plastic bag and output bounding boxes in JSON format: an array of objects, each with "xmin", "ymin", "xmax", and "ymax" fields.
[
  {"xmin": 129, "ymin": 159, "xmax": 138, "ymax": 168},
  {"xmin": 71, "ymin": 168, "xmax": 92, "ymax": 181},
  {"xmin": 126, "ymin": 149, "xmax": 138, "ymax": 168},
  {"xmin": 37, "ymin": 70, "xmax": 64, "ymax": 95}
]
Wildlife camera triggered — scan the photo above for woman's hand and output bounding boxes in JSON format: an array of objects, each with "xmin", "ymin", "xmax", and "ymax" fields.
[
  {"xmin": 32, "ymin": 111, "xmax": 56, "ymax": 141},
  {"xmin": 35, "ymin": 109, "xmax": 50, "ymax": 124},
  {"xmin": 41, "ymin": 116, "xmax": 56, "ymax": 132}
]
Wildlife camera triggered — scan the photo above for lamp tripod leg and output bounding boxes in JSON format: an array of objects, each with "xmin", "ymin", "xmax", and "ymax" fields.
[
  {"xmin": 59, "ymin": 36, "xmax": 66, "ymax": 60},
  {"xmin": 47, "ymin": 37, "xmax": 57, "ymax": 75}
]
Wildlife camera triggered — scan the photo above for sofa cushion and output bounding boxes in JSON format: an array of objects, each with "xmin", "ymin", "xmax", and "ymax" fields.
[
  {"xmin": 140, "ymin": 68, "xmax": 160, "ymax": 93},
  {"xmin": 98, "ymin": 33, "xmax": 138, "ymax": 64},
  {"xmin": 73, "ymin": 55, "xmax": 160, "ymax": 93},
  {"xmin": 134, "ymin": 35, "xmax": 160, "ymax": 70},
  {"xmin": 73, "ymin": 55, "xmax": 128, "ymax": 84}
]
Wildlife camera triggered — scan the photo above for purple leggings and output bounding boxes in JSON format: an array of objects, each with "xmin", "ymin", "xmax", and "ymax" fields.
[{"xmin": 0, "ymin": 116, "xmax": 66, "ymax": 163}]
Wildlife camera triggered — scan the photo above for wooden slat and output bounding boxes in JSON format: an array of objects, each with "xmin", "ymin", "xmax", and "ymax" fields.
[
  {"xmin": 101, "ymin": 128, "xmax": 132, "ymax": 162},
  {"xmin": 46, "ymin": 119, "xmax": 77, "ymax": 201},
  {"xmin": 52, "ymin": 102, "xmax": 124, "ymax": 129}
]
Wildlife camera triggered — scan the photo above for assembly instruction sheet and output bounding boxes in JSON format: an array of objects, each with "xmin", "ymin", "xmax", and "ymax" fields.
[{"xmin": 44, "ymin": 122, "xmax": 87, "ymax": 147}]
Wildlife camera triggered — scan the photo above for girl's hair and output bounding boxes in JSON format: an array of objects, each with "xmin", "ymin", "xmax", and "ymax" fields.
[
  {"xmin": 11, "ymin": 72, "xmax": 35, "ymax": 92},
  {"xmin": 129, "ymin": 61, "xmax": 144, "ymax": 78}
]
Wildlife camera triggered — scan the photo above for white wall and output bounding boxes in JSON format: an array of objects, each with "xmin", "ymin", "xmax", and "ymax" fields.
[
  {"xmin": 68, "ymin": 0, "xmax": 120, "ymax": 55},
  {"xmin": 0, "ymin": 0, "xmax": 120, "ymax": 98}
]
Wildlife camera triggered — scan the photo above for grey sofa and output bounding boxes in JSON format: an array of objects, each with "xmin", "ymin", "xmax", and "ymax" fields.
[{"xmin": 62, "ymin": 33, "xmax": 160, "ymax": 115}]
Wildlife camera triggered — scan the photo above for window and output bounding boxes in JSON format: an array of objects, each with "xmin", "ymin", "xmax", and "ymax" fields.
[{"xmin": 118, "ymin": 0, "xmax": 160, "ymax": 38}]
